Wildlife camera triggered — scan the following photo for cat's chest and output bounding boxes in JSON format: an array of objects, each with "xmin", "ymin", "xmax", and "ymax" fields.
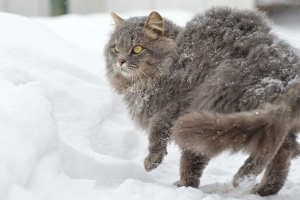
[
  {"xmin": 124, "ymin": 88, "xmax": 159, "ymax": 128},
  {"xmin": 127, "ymin": 90, "xmax": 151, "ymax": 115}
]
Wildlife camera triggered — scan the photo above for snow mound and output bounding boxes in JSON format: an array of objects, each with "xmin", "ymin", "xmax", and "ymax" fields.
[{"xmin": 0, "ymin": 12, "xmax": 152, "ymax": 199}]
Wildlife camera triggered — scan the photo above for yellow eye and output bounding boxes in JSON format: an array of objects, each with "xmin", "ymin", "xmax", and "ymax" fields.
[
  {"xmin": 114, "ymin": 46, "xmax": 120, "ymax": 53},
  {"xmin": 133, "ymin": 45, "xmax": 143, "ymax": 54}
]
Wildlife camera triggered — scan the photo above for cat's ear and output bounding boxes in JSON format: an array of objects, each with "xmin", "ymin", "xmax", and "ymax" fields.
[
  {"xmin": 111, "ymin": 12, "xmax": 124, "ymax": 27},
  {"xmin": 144, "ymin": 11, "xmax": 165, "ymax": 37}
]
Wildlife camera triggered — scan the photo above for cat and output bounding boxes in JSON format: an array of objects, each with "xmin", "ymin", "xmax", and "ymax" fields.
[{"xmin": 104, "ymin": 7, "xmax": 300, "ymax": 196}]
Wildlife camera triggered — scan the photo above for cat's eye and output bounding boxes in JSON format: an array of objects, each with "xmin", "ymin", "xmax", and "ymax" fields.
[
  {"xmin": 132, "ymin": 45, "xmax": 143, "ymax": 54},
  {"xmin": 114, "ymin": 46, "xmax": 120, "ymax": 53}
]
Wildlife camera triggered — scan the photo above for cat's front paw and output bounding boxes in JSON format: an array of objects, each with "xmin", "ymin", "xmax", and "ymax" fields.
[{"xmin": 144, "ymin": 150, "xmax": 167, "ymax": 172}]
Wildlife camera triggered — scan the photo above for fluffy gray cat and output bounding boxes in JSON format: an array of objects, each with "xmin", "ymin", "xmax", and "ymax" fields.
[{"xmin": 105, "ymin": 7, "xmax": 300, "ymax": 196}]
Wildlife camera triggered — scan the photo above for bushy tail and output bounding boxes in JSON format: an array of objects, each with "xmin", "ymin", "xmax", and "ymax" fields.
[{"xmin": 173, "ymin": 81, "xmax": 300, "ymax": 157}]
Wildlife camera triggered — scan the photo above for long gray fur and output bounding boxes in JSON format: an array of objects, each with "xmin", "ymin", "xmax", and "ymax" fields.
[{"xmin": 105, "ymin": 7, "xmax": 300, "ymax": 196}]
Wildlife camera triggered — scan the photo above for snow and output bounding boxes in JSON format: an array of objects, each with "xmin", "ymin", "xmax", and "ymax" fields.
[{"xmin": 1, "ymin": 9, "xmax": 300, "ymax": 200}]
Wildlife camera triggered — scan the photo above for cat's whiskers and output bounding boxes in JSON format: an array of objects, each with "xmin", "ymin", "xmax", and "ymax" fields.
[
  {"xmin": 130, "ymin": 70, "xmax": 133, "ymax": 84},
  {"xmin": 135, "ymin": 69, "xmax": 144, "ymax": 86},
  {"xmin": 133, "ymin": 69, "xmax": 140, "ymax": 93},
  {"xmin": 133, "ymin": 72, "xmax": 138, "ymax": 92},
  {"xmin": 129, "ymin": 64, "xmax": 138, "ymax": 69},
  {"xmin": 138, "ymin": 69, "xmax": 153, "ymax": 85},
  {"xmin": 129, "ymin": 67, "xmax": 137, "ymax": 92},
  {"xmin": 108, "ymin": 67, "xmax": 118, "ymax": 78},
  {"xmin": 128, "ymin": 63, "xmax": 152, "ymax": 86},
  {"xmin": 107, "ymin": 67, "xmax": 113, "ymax": 73}
]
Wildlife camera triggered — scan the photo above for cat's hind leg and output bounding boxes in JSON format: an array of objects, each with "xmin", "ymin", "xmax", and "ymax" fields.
[
  {"xmin": 232, "ymin": 153, "xmax": 273, "ymax": 189},
  {"xmin": 232, "ymin": 127, "xmax": 296, "ymax": 193},
  {"xmin": 232, "ymin": 127, "xmax": 290, "ymax": 191},
  {"xmin": 250, "ymin": 128, "xmax": 299, "ymax": 196},
  {"xmin": 174, "ymin": 149, "xmax": 210, "ymax": 188}
]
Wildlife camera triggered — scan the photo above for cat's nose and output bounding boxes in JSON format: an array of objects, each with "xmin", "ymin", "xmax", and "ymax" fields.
[{"xmin": 118, "ymin": 59, "xmax": 126, "ymax": 66}]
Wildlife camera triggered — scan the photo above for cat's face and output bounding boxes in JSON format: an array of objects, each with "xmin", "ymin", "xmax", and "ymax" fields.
[{"xmin": 105, "ymin": 11, "xmax": 179, "ymax": 89}]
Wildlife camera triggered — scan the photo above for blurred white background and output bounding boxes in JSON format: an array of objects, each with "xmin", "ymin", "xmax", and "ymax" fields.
[
  {"xmin": 1, "ymin": 0, "xmax": 257, "ymax": 16},
  {"xmin": 1, "ymin": 0, "xmax": 300, "ymax": 29}
]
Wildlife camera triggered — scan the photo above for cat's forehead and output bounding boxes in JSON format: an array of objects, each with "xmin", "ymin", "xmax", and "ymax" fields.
[{"xmin": 111, "ymin": 16, "xmax": 147, "ymax": 44}]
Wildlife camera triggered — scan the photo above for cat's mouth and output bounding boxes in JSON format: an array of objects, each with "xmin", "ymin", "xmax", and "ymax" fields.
[{"xmin": 115, "ymin": 64, "xmax": 137, "ymax": 78}]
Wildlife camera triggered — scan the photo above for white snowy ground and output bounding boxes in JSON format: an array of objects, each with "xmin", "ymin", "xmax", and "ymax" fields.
[{"xmin": 1, "ymin": 9, "xmax": 300, "ymax": 200}]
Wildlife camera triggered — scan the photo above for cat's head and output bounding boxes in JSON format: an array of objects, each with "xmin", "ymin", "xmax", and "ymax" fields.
[{"xmin": 105, "ymin": 11, "xmax": 181, "ymax": 92}]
